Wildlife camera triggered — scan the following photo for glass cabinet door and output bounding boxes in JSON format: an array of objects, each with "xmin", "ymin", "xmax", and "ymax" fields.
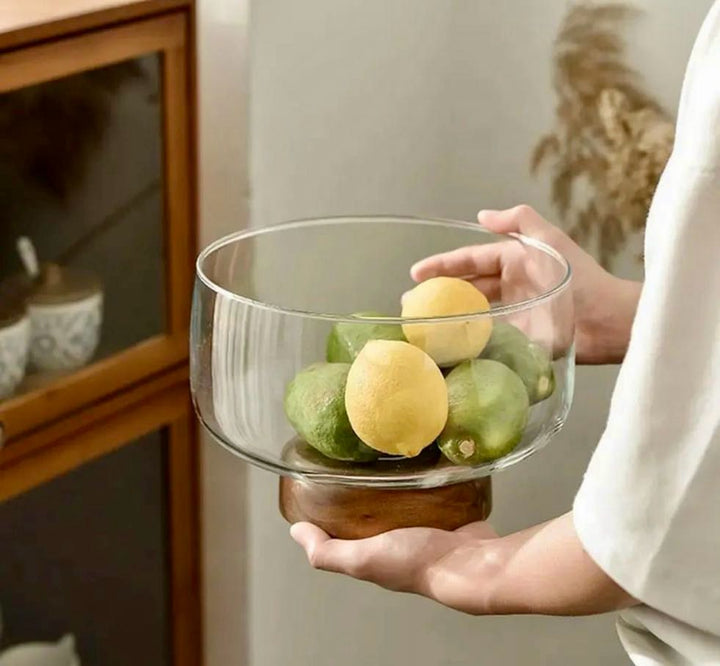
[
  {"xmin": 0, "ymin": 430, "xmax": 171, "ymax": 665},
  {"xmin": 0, "ymin": 15, "xmax": 193, "ymax": 441},
  {"xmin": 0, "ymin": 54, "xmax": 166, "ymax": 371}
]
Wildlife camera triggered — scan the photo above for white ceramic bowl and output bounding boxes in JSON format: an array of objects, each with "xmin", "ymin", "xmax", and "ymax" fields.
[
  {"xmin": 28, "ymin": 292, "xmax": 103, "ymax": 372},
  {"xmin": 0, "ymin": 315, "xmax": 30, "ymax": 400}
]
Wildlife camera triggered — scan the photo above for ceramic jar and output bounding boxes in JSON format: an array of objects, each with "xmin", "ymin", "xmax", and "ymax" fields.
[
  {"xmin": 26, "ymin": 264, "xmax": 103, "ymax": 372},
  {"xmin": 0, "ymin": 300, "xmax": 30, "ymax": 400}
]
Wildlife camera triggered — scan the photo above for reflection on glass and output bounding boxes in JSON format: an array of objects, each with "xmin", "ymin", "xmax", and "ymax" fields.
[{"xmin": 0, "ymin": 55, "xmax": 165, "ymax": 401}]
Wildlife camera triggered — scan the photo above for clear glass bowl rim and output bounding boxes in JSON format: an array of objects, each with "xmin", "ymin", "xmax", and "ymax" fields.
[{"xmin": 195, "ymin": 215, "xmax": 572, "ymax": 324}]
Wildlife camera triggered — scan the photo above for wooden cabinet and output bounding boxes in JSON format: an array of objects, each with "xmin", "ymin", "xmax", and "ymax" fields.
[
  {"xmin": 0, "ymin": 2, "xmax": 201, "ymax": 663},
  {"xmin": 0, "ymin": 8, "xmax": 194, "ymax": 442},
  {"xmin": 0, "ymin": 390, "xmax": 198, "ymax": 665}
]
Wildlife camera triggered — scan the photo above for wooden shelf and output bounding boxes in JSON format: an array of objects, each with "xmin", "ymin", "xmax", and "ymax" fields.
[
  {"xmin": 0, "ymin": 364, "xmax": 190, "ymax": 480},
  {"xmin": 0, "ymin": 335, "xmax": 188, "ymax": 444},
  {"xmin": 0, "ymin": 0, "xmax": 191, "ymax": 51}
]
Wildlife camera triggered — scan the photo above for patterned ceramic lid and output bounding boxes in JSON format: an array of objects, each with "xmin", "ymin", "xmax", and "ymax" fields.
[{"xmin": 28, "ymin": 263, "xmax": 101, "ymax": 306}]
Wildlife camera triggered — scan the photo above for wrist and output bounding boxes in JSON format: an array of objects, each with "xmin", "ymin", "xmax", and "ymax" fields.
[
  {"xmin": 579, "ymin": 276, "xmax": 641, "ymax": 364},
  {"xmin": 420, "ymin": 528, "xmax": 546, "ymax": 616},
  {"xmin": 419, "ymin": 536, "xmax": 509, "ymax": 616}
]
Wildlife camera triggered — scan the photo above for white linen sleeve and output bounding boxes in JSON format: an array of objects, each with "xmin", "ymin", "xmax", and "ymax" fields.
[{"xmin": 573, "ymin": 159, "xmax": 720, "ymax": 636}]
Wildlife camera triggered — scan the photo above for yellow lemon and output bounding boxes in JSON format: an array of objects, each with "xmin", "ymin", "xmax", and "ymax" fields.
[
  {"xmin": 344, "ymin": 340, "xmax": 448, "ymax": 457},
  {"xmin": 401, "ymin": 276, "xmax": 493, "ymax": 367}
]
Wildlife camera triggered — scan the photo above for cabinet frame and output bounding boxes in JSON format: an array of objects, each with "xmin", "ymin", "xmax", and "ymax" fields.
[
  {"xmin": 0, "ymin": 12, "xmax": 194, "ymax": 443},
  {"xmin": 0, "ymin": 373, "xmax": 202, "ymax": 666}
]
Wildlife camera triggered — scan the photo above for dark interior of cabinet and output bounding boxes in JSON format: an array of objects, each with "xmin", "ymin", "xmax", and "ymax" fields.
[
  {"xmin": 0, "ymin": 54, "xmax": 166, "ymax": 364},
  {"xmin": 0, "ymin": 431, "xmax": 171, "ymax": 665}
]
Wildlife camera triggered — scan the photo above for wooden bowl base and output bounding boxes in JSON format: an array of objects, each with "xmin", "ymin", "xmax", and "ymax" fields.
[{"xmin": 279, "ymin": 476, "xmax": 492, "ymax": 540}]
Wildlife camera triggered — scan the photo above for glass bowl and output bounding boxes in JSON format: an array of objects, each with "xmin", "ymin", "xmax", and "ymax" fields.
[{"xmin": 191, "ymin": 216, "xmax": 574, "ymax": 489}]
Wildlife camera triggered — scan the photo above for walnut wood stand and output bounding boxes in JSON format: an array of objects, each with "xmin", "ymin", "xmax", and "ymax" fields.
[
  {"xmin": 278, "ymin": 438, "xmax": 491, "ymax": 539},
  {"xmin": 279, "ymin": 476, "xmax": 492, "ymax": 539}
]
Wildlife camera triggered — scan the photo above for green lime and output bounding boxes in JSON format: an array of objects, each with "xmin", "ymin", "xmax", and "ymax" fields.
[
  {"xmin": 438, "ymin": 359, "xmax": 529, "ymax": 465},
  {"xmin": 481, "ymin": 321, "xmax": 555, "ymax": 404},
  {"xmin": 326, "ymin": 311, "xmax": 406, "ymax": 363},
  {"xmin": 283, "ymin": 362, "xmax": 379, "ymax": 462}
]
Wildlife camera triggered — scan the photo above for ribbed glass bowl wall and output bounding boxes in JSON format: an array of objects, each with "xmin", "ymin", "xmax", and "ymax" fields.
[{"xmin": 191, "ymin": 217, "xmax": 574, "ymax": 489}]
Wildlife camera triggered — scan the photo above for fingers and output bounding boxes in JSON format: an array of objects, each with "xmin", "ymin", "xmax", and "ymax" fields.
[
  {"xmin": 410, "ymin": 244, "xmax": 504, "ymax": 282},
  {"xmin": 290, "ymin": 522, "xmax": 331, "ymax": 560},
  {"xmin": 410, "ymin": 205, "xmax": 553, "ymax": 286},
  {"xmin": 290, "ymin": 523, "xmax": 373, "ymax": 576},
  {"xmin": 409, "ymin": 207, "xmax": 551, "ymax": 287},
  {"xmin": 477, "ymin": 205, "xmax": 549, "ymax": 237},
  {"xmin": 469, "ymin": 277, "xmax": 502, "ymax": 303}
]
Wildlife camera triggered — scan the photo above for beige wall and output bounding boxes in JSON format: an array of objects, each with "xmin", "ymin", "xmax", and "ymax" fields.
[
  {"xmin": 197, "ymin": 0, "xmax": 250, "ymax": 664},
  {"xmin": 198, "ymin": 1, "xmax": 713, "ymax": 664},
  {"xmin": 245, "ymin": 1, "xmax": 626, "ymax": 659}
]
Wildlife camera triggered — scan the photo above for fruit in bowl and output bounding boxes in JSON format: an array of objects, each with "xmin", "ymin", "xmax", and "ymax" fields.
[
  {"xmin": 481, "ymin": 321, "xmax": 555, "ymax": 404},
  {"xmin": 401, "ymin": 276, "xmax": 493, "ymax": 367},
  {"xmin": 283, "ymin": 277, "xmax": 554, "ymax": 468},
  {"xmin": 284, "ymin": 362, "xmax": 379, "ymax": 463},
  {"xmin": 326, "ymin": 311, "xmax": 406, "ymax": 363},
  {"xmin": 438, "ymin": 359, "xmax": 529, "ymax": 465},
  {"xmin": 344, "ymin": 339, "xmax": 448, "ymax": 458},
  {"xmin": 192, "ymin": 216, "xmax": 574, "ymax": 537}
]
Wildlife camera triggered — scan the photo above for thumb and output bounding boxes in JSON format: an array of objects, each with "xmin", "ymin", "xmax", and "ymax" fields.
[
  {"xmin": 477, "ymin": 205, "xmax": 549, "ymax": 238},
  {"xmin": 290, "ymin": 522, "xmax": 331, "ymax": 562}
]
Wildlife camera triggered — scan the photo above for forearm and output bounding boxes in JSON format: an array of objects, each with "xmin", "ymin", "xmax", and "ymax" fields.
[
  {"xmin": 489, "ymin": 512, "xmax": 637, "ymax": 615},
  {"xmin": 425, "ymin": 512, "xmax": 637, "ymax": 616},
  {"xmin": 579, "ymin": 277, "xmax": 642, "ymax": 365}
]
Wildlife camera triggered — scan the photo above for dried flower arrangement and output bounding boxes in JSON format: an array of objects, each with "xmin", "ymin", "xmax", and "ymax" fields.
[{"xmin": 531, "ymin": 2, "xmax": 675, "ymax": 268}]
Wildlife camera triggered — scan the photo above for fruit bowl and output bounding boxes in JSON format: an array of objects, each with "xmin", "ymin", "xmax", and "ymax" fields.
[{"xmin": 191, "ymin": 216, "xmax": 574, "ymax": 535}]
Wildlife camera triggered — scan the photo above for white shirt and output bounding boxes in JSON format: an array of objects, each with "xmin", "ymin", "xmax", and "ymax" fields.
[{"xmin": 573, "ymin": 2, "xmax": 720, "ymax": 664}]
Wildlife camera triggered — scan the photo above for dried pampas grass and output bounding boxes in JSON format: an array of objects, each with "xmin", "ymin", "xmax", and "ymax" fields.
[{"xmin": 532, "ymin": 2, "xmax": 674, "ymax": 268}]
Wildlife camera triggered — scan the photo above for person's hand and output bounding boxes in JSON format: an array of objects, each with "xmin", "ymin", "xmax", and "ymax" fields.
[
  {"xmin": 291, "ymin": 520, "xmax": 502, "ymax": 614},
  {"xmin": 291, "ymin": 512, "xmax": 638, "ymax": 617},
  {"xmin": 411, "ymin": 206, "xmax": 641, "ymax": 364}
]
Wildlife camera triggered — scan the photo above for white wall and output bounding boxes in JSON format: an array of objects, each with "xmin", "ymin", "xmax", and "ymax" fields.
[
  {"xmin": 245, "ymin": 2, "xmax": 711, "ymax": 666},
  {"xmin": 197, "ymin": 0, "xmax": 251, "ymax": 664},
  {"xmin": 249, "ymin": 0, "xmax": 454, "ymax": 223},
  {"xmin": 199, "ymin": 0, "xmax": 713, "ymax": 664}
]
